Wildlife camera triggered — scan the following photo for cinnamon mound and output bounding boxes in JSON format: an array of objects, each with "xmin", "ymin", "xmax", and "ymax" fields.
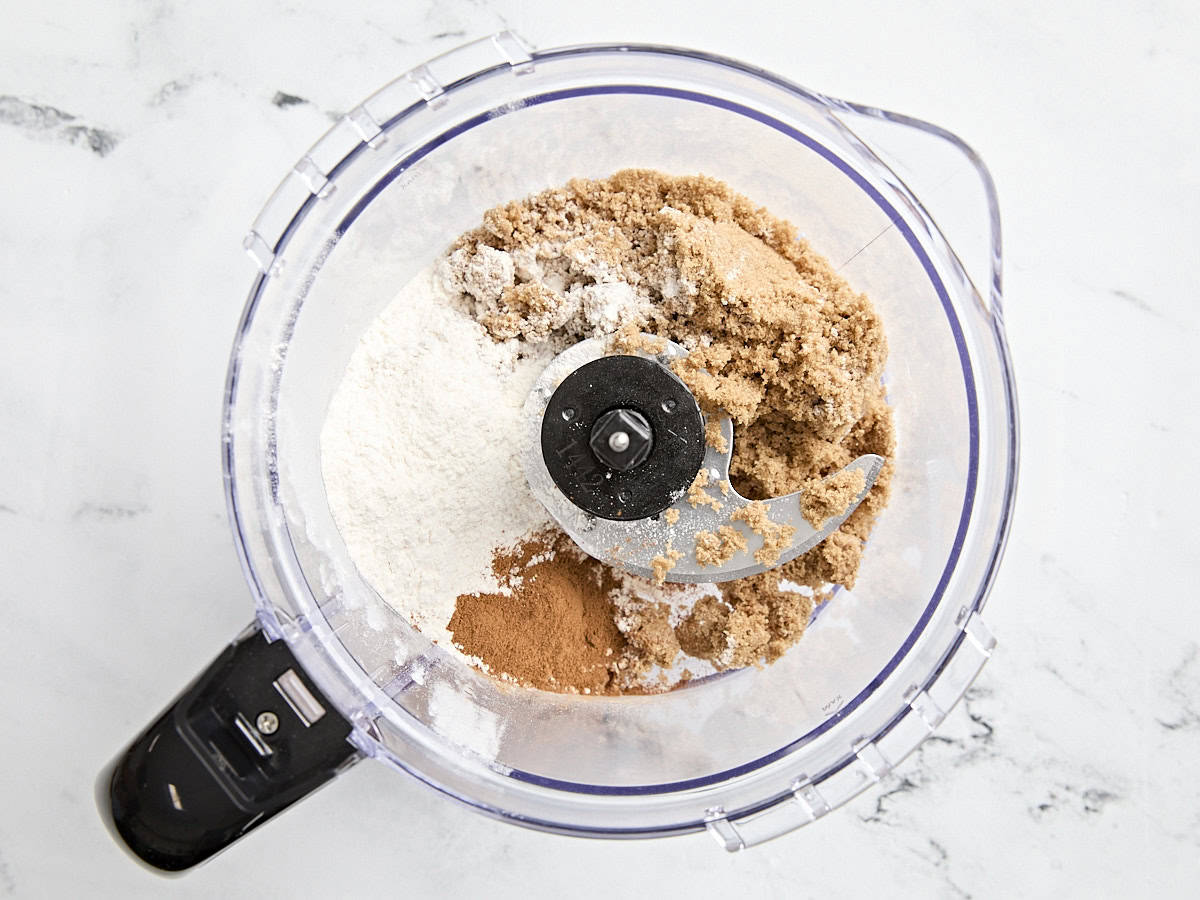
[{"xmin": 449, "ymin": 531, "xmax": 626, "ymax": 694}]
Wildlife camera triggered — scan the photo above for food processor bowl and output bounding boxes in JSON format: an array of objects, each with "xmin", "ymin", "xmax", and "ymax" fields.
[{"xmin": 100, "ymin": 33, "xmax": 1018, "ymax": 869}]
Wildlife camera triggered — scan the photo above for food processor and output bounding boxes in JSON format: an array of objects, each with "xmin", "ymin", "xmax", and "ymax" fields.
[{"xmin": 98, "ymin": 32, "xmax": 1018, "ymax": 872}]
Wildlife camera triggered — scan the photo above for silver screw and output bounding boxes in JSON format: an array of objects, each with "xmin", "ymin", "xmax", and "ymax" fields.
[
  {"xmin": 256, "ymin": 711, "xmax": 279, "ymax": 735},
  {"xmin": 588, "ymin": 408, "xmax": 654, "ymax": 471},
  {"xmin": 608, "ymin": 430, "xmax": 631, "ymax": 452}
]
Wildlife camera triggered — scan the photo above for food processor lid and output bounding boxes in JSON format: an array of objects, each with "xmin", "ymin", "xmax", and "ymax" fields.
[{"xmin": 219, "ymin": 32, "xmax": 1018, "ymax": 849}]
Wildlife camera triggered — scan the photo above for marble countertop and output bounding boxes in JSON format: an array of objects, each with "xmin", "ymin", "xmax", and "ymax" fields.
[{"xmin": 2, "ymin": 1, "xmax": 1198, "ymax": 896}]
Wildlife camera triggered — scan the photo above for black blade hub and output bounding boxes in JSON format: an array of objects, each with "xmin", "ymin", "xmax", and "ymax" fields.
[{"xmin": 540, "ymin": 354, "xmax": 705, "ymax": 520}]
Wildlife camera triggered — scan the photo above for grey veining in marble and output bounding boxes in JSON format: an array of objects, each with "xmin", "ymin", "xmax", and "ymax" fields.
[{"xmin": 0, "ymin": 96, "xmax": 119, "ymax": 156}]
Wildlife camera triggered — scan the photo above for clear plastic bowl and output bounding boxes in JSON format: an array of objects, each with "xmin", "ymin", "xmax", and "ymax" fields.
[{"xmin": 225, "ymin": 33, "xmax": 1018, "ymax": 848}]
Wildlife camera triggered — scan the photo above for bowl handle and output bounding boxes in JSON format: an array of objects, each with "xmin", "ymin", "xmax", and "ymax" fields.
[
  {"xmin": 831, "ymin": 102, "xmax": 1005, "ymax": 321},
  {"xmin": 96, "ymin": 623, "xmax": 361, "ymax": 873}
]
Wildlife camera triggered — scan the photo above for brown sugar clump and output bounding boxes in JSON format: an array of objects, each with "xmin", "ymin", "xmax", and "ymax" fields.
[
  {"xmin": 663, "ymin": 508, "xmax": 680, "ymax": 526},
  {"xmin": 492, "ymin": 282, "xmax": 572, "ymax": 341},
  {"xmin": 650, "ymin": 546, "xmax": 684, "ymax": 585},
  {"xmin": 658, "ymin": 205, "xmax": 886, "ymax": 442},
  {"xmin": 775, "ymin": 385, "xmax": 895, "ymax": 594},
  {"xmin": 723, "ymin": 575, "xmax": 817, "ymax": 667},
  {"xmin": 622, "ymin": 602, "xmax": 681, "ymax": 667},
  {"xmin": 704, "ymin": 419, "xmax": 729, "ymax": 453},
  {"xmin": 731, "ymin": 501, "xmax": 798, "ymax": 566},
  {"xmin": 694, "ymin": 525, "xmax": 748, "ymax": 567},
  {"xmin": 675, "ymin": 596, "xmax": 731, "ymax": 662},
  {"xmin": 800, "ymin": 466, "xmax": 867, "ymax": 529},
  {"xmin": 673, "ymin": 576, "xmax": 819, "ymax": 671},
  {"xmin": 723, "ymin": 600, "xmax": 772, "ymax": 669},
  {"xmin": 686, "ymin": 468, "xmax": 723, "ymax": 512},
  {"xmin": 610, "ymin": 323, "xmax": 666, "ymax": 355}
]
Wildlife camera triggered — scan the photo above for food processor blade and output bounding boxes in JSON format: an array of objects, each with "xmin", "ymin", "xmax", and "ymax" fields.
[{"xmin": 523, "ymin": 335, "xmax": 885, "ymax": 582}]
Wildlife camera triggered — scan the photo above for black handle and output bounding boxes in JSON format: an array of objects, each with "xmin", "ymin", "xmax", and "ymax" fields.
[{"xmin": 97, "ymin": 623, "xmax": 361, "ymax": 872}]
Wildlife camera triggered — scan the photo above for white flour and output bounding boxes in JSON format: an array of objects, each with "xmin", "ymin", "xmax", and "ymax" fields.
[
  {"xmin": 444, "ymin": 239, "xmax": 657, "ymax": 345},
  {"xmin": 321, "ymin": 241, "xmax": 702, "ymax": 696},
  {"xmin": 426, "ymin": 680, "xmax": 504, "ymax": 760},
  {"xmin": 320, "ymin": 265, "xmax": 551, "ymax": 652}
]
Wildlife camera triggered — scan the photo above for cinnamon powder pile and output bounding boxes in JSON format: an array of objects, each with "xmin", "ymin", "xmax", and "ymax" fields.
[
  {"xmin": 448, "ymin": 531, "xmax": 626, "ymax": 694},
  {"xmin": 443, "ymin": 170, "xmax": 895, "ymax": 692}
]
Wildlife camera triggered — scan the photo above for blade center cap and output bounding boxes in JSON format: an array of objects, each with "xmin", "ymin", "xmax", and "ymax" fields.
[{"xmin": 539, "ymin": 354, "xmax": 705, "ymax": 521}]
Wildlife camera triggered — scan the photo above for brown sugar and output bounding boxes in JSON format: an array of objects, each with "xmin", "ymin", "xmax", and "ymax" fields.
[
  {"xmin": 622, "ymin": 602, "xmax": 681, "ymax": 667},
  {"xmin": 675, "ymin": 596, "xmax": 732, "ymax": 662},
  {"xmin": 649, "ymin": 546, "xmax": 684, "ymax": 585},
  {"xmin": 676, "ymin": 575, "xmax": 818, "ymax": 670},
  {"xmin": 693, "ymin": 525, "xmax": 748, "ymax": 567},
  {"xmin": 704, "ymin": 419, "xmax": 729, "ymax": 453},
  {"xmin": 686, "ymin": 468, "xmax": 723, "ymax": 512},
  {"xmin": 800, "ymin": 467, "xmax": 868, "ymax": 529},
  {"xmin": 610, "ymin": 324, "xmax": 666, "ymax": 355},
  {"xmin": 731, "ymin": 501, "xmax": 798, "ymax": 567},
  {"xmin": 723, "ymin": 601, "xmax": 772, "ymax": 669},
  {"xmin": 446, "ymin": 169, "xmax": 894, "ymax": 692}
]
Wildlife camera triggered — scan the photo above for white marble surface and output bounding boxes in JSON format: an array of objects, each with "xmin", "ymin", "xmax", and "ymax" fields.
[{"xmin": 2, "ymin": 1, "xmax": 1198, "ymax": 896}]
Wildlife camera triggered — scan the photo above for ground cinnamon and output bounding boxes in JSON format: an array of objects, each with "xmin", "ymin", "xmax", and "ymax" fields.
[{"xmin": 448, "ymin": 530, "xmax": 626, "ymax": 694}]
